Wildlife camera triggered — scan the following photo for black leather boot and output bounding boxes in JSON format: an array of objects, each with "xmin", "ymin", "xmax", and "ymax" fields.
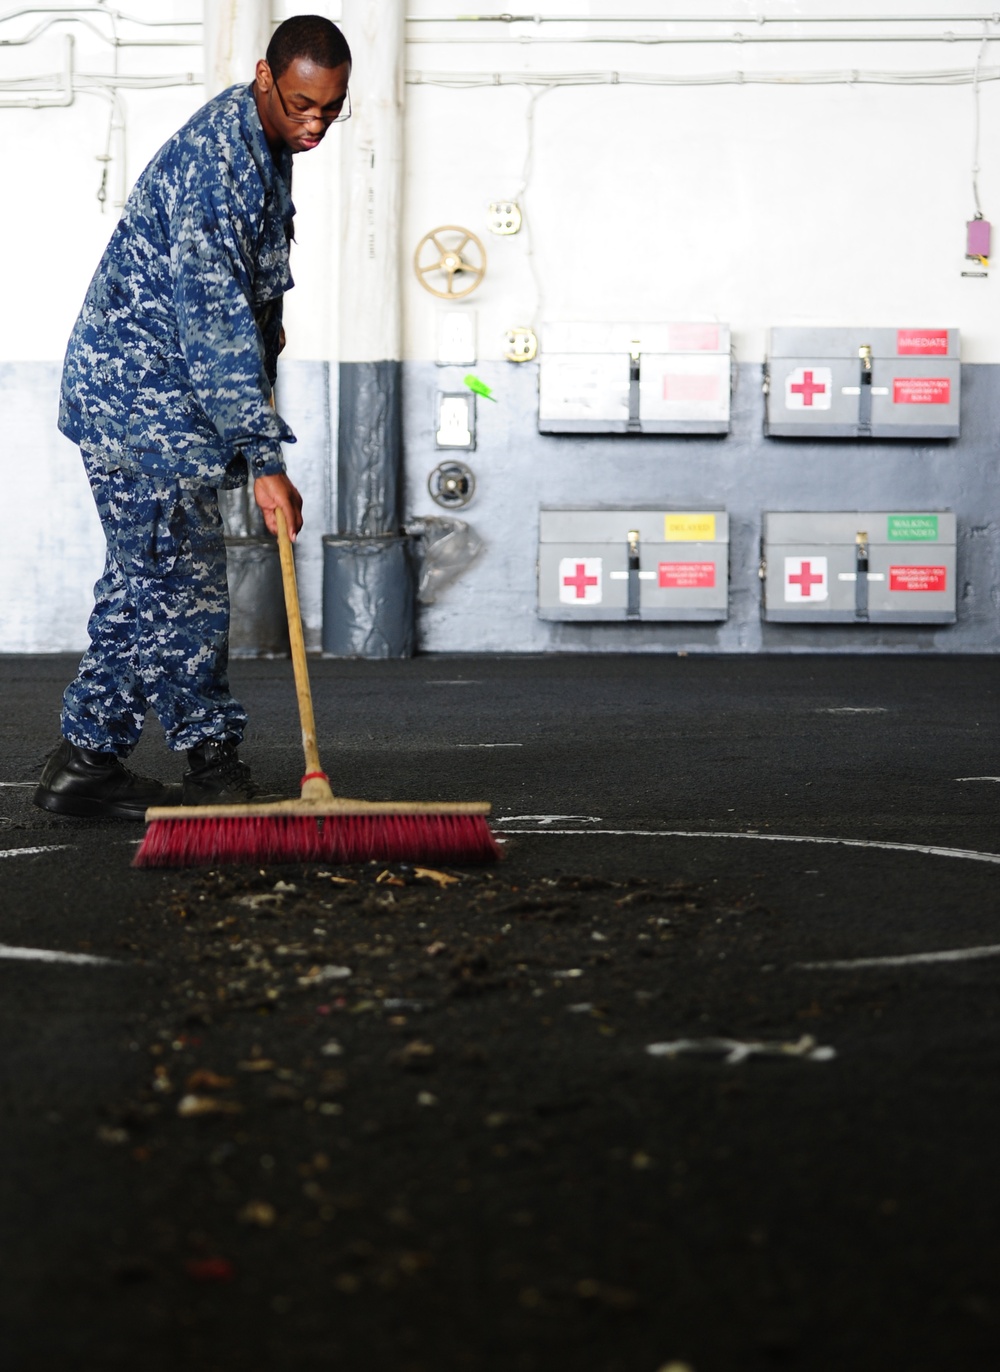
[
  {"xmin": 34, "ymin": 740, "xmax": 182, "ymax": 821},
  {"xmin": 183, "ymin": 739, "xmax": 268, "ymax": 804}
]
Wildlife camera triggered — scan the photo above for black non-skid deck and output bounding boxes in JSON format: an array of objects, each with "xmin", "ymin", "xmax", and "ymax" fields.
[{"xmin": 1, "ymin": 652, "xmax": 998, "ymax": 1372}]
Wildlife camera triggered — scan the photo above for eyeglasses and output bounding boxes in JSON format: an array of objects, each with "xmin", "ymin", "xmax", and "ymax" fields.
[{"xmin": 272, "ymin": 78, "xmax": 351, "ymax": 125}]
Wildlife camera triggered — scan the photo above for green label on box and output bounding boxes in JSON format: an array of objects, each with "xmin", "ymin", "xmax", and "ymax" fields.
[{"xmin": 888, "ymin": 514, "xmax": 939, "ymax": 541}]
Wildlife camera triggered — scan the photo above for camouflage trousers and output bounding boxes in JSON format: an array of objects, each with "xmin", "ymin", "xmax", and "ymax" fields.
[{"xmin": 61, "ymin": 444, "xmax": 248, "ymax": 755}]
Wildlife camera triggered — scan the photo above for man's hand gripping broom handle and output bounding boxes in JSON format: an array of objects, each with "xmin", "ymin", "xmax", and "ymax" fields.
[{"xmin": 276, "ymin": 507, "xmax": 335, "ymax": 803}]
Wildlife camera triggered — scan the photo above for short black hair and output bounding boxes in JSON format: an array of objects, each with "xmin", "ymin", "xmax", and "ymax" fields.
[{"xmin": 266, "ymin": 15, "xmax": 351, "ymax": 80}]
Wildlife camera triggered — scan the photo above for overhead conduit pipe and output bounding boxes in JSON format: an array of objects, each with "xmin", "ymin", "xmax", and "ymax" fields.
[{"xmin": 0, "ymin": 5, "xmax": 200, "ymax": 45}]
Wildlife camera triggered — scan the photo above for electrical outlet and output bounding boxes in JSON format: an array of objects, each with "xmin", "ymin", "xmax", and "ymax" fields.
[
  {"xmin": 436, "ymin": 393, "xmax": 475, "ymax": 449},
  {"xmin": 504, "ymin": 327, "xmax": 538, "ymax": 362},
  {"xmin": 487, "ymin": 201, "xmax": 522, "ymax": 235},
  {"xmin": 437, "ymin": 311, "xmax": 476, "ymax": 366}
]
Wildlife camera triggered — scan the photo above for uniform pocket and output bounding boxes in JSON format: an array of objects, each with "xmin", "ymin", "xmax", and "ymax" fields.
[{"xmin": 104, "ymin": 471, "xmax": 181, "ymax": 580}]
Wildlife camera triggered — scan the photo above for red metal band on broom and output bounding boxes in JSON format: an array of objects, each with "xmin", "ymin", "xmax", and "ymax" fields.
[{"xmin": 133, "ymin": 508, "xmax": 499, "ymax": 868}]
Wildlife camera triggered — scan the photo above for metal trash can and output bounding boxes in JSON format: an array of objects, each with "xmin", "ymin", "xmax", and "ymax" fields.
[
  {"xmin": 225, "ymin": 535, "xmax": 290, "ymax": 658},
  {"xmin": 322, "ymin": 534, "xmax": 415, "ymax": 658}
]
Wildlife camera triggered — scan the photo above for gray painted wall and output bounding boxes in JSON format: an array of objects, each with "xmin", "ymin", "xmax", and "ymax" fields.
[
  {"xmin": 403, "ymin": 361, "xmax": 1000, "ymax": 654},
  {"xmin": 8, "ymin": 359, "xmax": 998, "ymax": 655},
  {"xmin": 5, "ymin": 361, "xmax": 335, "ymax": 654}
]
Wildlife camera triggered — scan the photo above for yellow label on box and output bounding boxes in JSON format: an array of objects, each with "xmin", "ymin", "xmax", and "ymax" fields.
[{"xmin": 664, "ymin": 513, "xmax": 716, "ymax": 542}]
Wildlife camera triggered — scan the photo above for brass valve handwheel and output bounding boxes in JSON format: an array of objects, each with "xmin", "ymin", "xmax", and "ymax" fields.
[{"xmin": 413, "ymin": 225, "xmax": 487, "ymax": 299}]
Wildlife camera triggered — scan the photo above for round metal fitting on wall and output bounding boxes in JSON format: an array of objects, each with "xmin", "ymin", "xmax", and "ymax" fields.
[
  {"xmin": 414, "ymin": 226, "xmax": 487, "ymax": 299},
  {"xmin": 428, "ymin": 461, "xmax": 476, "ymax": 509}
]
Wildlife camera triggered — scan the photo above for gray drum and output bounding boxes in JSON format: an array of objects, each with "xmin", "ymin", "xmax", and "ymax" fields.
[
  {"xmin": 225, "ymin": 535, "xmax": 290, "ymax": 658},
  {"xmin": 322, "ymin": 534, "xmax": 416, "ymax": 658}
]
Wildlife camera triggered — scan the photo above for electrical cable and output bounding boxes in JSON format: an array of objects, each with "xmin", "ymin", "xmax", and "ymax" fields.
[
  {"xmin": 971, "ymin": 24, "xmax": 989, "ymax": 214},
  {"xmin": 510, "ymin": 85, "xmax": 557, "ymax": 332},
  {"xmin": 0, "ymin": 68, "xmax": 203, "ymax": 91},
  {"xmin": 406, "ymin": 65, "xmax": 1000, "ymax": 88},
  {"xmin": 406, "ymin": 32, "xmax": 1000, "ymax": 46},
  {"xmin": 0, "ymin": 7, "xmax": 201, "ymax": 45},
  {"xmin": 404, "ymin": 11, "xmax": 1000, "ymax": 23}
]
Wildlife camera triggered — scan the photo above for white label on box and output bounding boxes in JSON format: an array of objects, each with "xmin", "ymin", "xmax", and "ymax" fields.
[
  {"xmin": 784, "ymin": 556, "xmax": 829, "ymax": 602},
  {"xmin": 559, "ymin": 558, "xmax": 603, "ymax": 604},
  {"xmin": 785, "ymin": 367, "xmax": 832, "ymax": 410}
]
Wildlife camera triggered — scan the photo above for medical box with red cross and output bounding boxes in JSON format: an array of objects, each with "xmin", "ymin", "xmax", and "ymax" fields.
[
  {"xmin": 539, "ymin": 508, "xmax": 730, "ymax": 622},
  {"xmin": 764, "ymin": 327, "xmax": 960, "ymax": 439},
  {"xmin": 762, "ymin": 512, "xmax": 957, "ymax": 625}
]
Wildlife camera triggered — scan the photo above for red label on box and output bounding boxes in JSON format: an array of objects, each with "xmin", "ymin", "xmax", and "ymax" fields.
[
  {"xmin": 896, "ymin": 329, "xmax": 949, "ymax": 356},
  {"xmin": 889, "ymin": 565, "xmax": 947, "ymax": 592},
  {"xmin": 667, "ymin": 323, "xmax": 720, "ymax": 352},
  {"xmin": 893, "ymin": 377, "xmax": 950, "ymax": 405},
  {"xmin": 661, "ymin": 373, "xmax": 721, "ymax": 403},
  {"xmin": 658, "ymin": 561, "xmax": 716, "ymax": 589}
]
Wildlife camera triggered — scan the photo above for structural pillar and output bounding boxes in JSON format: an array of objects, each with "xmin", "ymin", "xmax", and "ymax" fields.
[
  {"xmin": 203, "ymin": 2, "xmax": 290, "ymax": 657},
  {"xmin": 323, "ymin": 0, "xmax": 414, "ymax": 658},
  {"xmin": 203, "ymin": 0, "xmax": 271, "ymax": 100}
]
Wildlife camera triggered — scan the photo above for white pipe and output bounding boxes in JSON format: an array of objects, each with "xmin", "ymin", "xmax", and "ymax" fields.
[
  {"xmin": 340, "ymin": 0, "xmax": 404, "ymax": 366},
  {"xmin": 0, "ymin": 71, "xmax": 201, "ymax": 91},
  {"xmin": 203, "ymin": 0, "xmax": 271, "ymax": 99},
  {"xmin": 405, "ymin": 10, "xmax": 1000, "ymax": 21},
  {"xmin": 0, "ymin": 7, "xmax": 200, "ymax": 45},
  {"xmin": 0, "ymin": 30, "xmax": 72, "ymax": 106},
  {"xmin": 407, "ymin": 32, "xmax": 1000, "ymax": 45},
  {"xmin": 406, "ymin": 65, "xmax": 1000, "ymax": 87},
  {"xmin": 0, "ymin": 6, "xmax": 200, "ymax": 28}
]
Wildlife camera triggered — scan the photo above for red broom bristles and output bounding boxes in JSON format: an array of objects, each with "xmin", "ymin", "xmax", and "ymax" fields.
[{"xmin": 133, "ymin": 812, "xmax": 501, "ymax": 869}]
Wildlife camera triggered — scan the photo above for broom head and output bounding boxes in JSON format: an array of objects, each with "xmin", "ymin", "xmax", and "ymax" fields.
[{"xmin": 133, "ymin": 794, "xmax": 500, "ymax": 869}]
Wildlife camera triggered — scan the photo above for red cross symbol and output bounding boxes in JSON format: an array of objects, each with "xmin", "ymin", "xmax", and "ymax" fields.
[
  {"xmin": 790, "ymin": 370, "xmax": 827, "ymax": 406},
  {"xmin": 788, "ymin": 561, "xmax": 825, "ymax": 596},
  {"xmin": 563, "ymin": 562, "xmax": 599, "ymax": 599}
]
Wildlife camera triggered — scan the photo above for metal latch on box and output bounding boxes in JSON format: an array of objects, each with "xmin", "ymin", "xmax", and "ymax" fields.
[
  {"xmin": 608, "ymin": 527, "xmax": 655, "ymax": 617},
  {"xmin": 857, "ymin": 346, "xmax": 872, "ymax": 438},
  {"xmin": 833, "ymin": 529, "xmax": 886, "ymax": 619},
  {"xmin": 628, "ymin": 343, "xmax": 641, "ymax": 433},
  {"xmin": 839, "ymin": 347, "xmax": 892, "ymax": 434}
]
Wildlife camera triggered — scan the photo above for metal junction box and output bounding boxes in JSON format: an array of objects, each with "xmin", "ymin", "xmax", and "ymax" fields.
[
  {"xmin": 764, "ymin": 327, "xmax": 960, "ymax": 438},
  {"xmin": 538, "ymin": 322, "xmax": 732, "ymax": 435},
  {"xmin": 762, "ymin": 512, "xmax": 957, "ymax": 624},
  {"xmin": 539, "ymin": 508, "xmax": 729, "ymax": 622}
]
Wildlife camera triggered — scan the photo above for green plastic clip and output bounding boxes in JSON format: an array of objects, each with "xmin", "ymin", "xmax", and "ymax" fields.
[{"xmin": 464, "ymin": 374, "xmax": 496, "ymax": 402}]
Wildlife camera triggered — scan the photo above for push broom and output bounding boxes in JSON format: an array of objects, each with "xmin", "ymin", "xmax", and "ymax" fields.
[{"xmin": 133, "ymin": 508, "xmax": 499, "ymax": 868}]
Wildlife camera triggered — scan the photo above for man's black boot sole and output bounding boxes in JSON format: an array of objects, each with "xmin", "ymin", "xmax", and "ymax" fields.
[{"xmin": 33, "ymin": 787, "xmax": 152, "ymax": 821}]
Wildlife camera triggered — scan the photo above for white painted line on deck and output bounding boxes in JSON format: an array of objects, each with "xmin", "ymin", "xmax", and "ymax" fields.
[
  {"xmin": 454, "ymin": 743, "xmax": 524, "ymax": 749},
  {"xmin": 0, "ymin": 845, "xmax": 69, "ymax": 859},
  {"xmin": 814, "ymin": 707, "xmax": 888, "ymax": 714},
  {"xmin": 0, "ymin": 944, "xmax": 116, "ymax": 966},
  {"xmin": 496, "ymin": 815, "xmax": 603, "ymax": 826},
  {"xmin": 646, "ymin": 1035, "xmax": 835, "ymax": 1064},
  {"xmin": 499, "ymin": 829, "xmax": 1000, "ymax": 866},
  {"xmin": 956, "ymin": 777, "xmax": 1000, "ymax": 783},
  {"xmin": 0, "ymin": 782, "xmax": 35, "ymax": 788},
  {"xmin": 797, "ymin": 944, "xmax": 1000, "ymax": 971}
]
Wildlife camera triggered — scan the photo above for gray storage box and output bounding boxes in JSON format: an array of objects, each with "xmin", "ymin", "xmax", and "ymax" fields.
[
  {"xmin": 762, "ymin": 511, "xmax": 957, "ymax": 624},
  {"xmin": 764, "ymin": 327, "xmax": 960, "ymax": 438},
  {"xmin": 539, "ymin": 322, "xmax": 732, "ymax": 435},
  {"xmin": 539, "ymin": 508, "xmax": 729, "ymax": 622}
]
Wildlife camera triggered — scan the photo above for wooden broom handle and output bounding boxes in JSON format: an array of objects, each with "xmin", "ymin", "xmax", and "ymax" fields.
[{"xmin": 275, "ymin": 507, "xmax": 328, "ymax": 792}]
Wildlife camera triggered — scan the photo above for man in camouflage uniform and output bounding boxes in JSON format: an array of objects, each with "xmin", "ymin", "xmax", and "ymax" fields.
[{"xmin": 35, "ymin": 15, "xmax": 351, "ymax": 820}]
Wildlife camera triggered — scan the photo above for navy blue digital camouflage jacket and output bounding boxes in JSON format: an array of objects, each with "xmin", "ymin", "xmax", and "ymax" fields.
[{"xmin": 59, "ymin": 83, "xmax": 296, "ymax": 488}]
